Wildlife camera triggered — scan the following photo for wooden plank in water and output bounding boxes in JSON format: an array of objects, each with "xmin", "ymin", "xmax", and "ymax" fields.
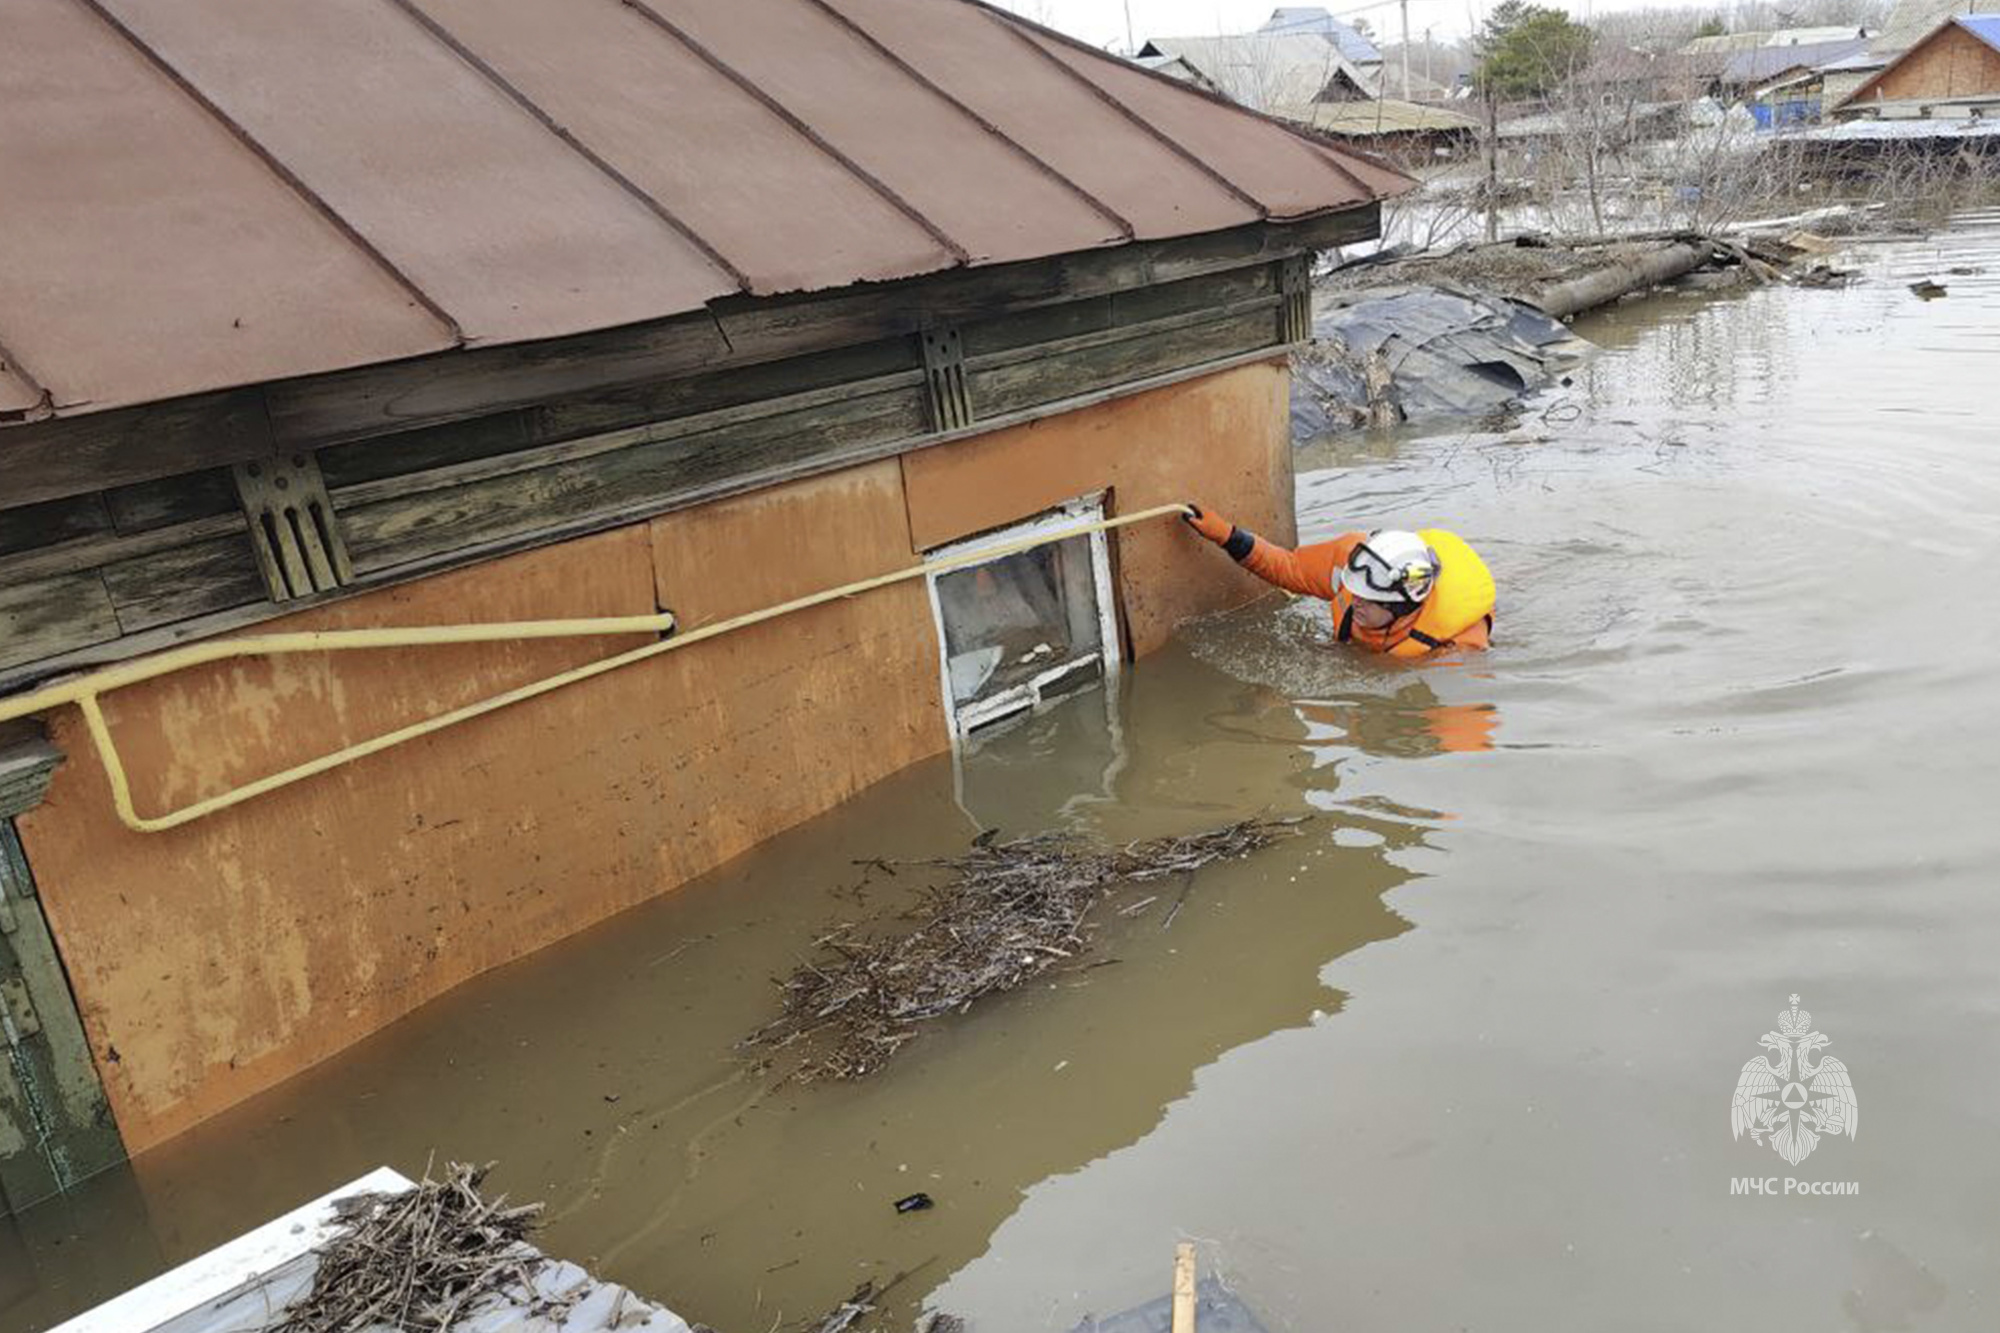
[{"xmin": 1173, "ymin": 1243, "xmax": 1197, "ymax": 1333}]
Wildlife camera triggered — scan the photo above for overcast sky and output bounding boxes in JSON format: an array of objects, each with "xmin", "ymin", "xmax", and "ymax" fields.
[{"xmin": 997, "ymin": 0, "xmax": 1696, "ymax": 45}]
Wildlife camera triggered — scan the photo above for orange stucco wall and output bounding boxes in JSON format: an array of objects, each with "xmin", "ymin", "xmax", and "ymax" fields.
[
  {"xmin": 904, "ymin": 358, "xmax": 1297, "ymax": 655},
  {"xmin": 15, "ymin": 360, "xmax": 1293, "ymax": 1153}
]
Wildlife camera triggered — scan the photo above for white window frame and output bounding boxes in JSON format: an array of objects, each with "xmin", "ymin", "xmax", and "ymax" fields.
[{"xmin": 923, "ymin": 494, "xmax": 1123, "ymax": 738}]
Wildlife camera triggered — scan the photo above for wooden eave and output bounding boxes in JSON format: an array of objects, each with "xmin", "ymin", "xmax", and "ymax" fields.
[{"xmin": 0, "ymin": 206, "xmax": 1373, "ymax": 693}]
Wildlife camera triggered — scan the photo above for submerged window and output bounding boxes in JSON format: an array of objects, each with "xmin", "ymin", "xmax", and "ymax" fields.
[{"xmin": 926, "ymin": 499, "xmax": 1121, "ymax": 735}]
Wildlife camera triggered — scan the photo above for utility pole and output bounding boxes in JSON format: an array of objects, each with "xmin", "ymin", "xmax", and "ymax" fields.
[
  {"xmin": 1425, "ymin": 25, "xmax": 1434, "ymax": 89},
  {"xmin": 1484, "ymin": 89, "xmax": 1499, "ymax": 242},
  {"xmin": 1400, "ymin": 0, "xmax": 1412, "ymax": 98},
  {"xmin": 1123, "ymin": 0, "xmax": 1135, "ymax": 55}
]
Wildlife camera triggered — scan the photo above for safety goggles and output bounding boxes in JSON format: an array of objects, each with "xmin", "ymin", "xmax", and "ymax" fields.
[{"xmin": 1345, "ymin": 541, "xmax": 1436, "ymax": 602}]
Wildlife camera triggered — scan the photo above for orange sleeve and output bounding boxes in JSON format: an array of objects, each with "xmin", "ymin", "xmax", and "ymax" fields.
[{"xmin": 1234, "ymin": 531, "xmax": 1361, "ymax": 600}]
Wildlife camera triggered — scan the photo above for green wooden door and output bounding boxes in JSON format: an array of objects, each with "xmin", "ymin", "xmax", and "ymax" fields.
[{"xmin": 0, "ymin": 822, "xmax": 123, "ymax": 1216}]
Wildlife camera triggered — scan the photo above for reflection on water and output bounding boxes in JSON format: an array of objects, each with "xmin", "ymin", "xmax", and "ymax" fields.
[{"xmin": 8, "ymin": 213, "xmax": 2000, "ymax": 1332}]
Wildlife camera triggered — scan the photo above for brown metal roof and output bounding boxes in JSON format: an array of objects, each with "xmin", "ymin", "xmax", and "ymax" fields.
[
  {"xmin": 0, "ymin": 0, "xmax": 1412, "ymax": 424},
  {"xmin": 0, "ymin": 0, "xmax": 453, "ymax": 415}
]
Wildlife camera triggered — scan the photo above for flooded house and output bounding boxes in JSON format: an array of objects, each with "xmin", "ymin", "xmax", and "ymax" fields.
[{"xmin": 0, "ymin": 0, "xmax": 1409, "ymax": 1209}]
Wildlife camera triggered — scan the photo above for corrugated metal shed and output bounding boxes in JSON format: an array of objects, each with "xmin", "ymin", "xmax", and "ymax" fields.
[
  {"xmin": 0, "ymin": 0, "xmax": 1409, "ymax": 425},
  {"xmin": 1282, "ymin": 98, "xmax": 1478, "ymax": 135}
]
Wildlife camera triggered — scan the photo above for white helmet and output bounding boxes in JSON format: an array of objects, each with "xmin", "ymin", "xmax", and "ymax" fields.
[{"xmin": 1341, "ymin": 530, "xmax": 1439, "ymax": 605}]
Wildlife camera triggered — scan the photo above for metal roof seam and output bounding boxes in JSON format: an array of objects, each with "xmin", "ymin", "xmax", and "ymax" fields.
[
  {"xmin": 971, "ymin": 7, "xmax": 1270, "ymax": 220},
  {"xmin": 1300, "ymin": 138, "xmax": 1398, "ymax": 202},
  {"xmin": 381, "ymin": 0, "xmax": 753, "ymax": 293},
  {"xmin": 1272, "ymin": 131, "xmax": 1376, "ymax": 203},
  {"xmin": 803, "ymin": 0, "xmax": 1136, "ymax": 242},
  {"xmin": 616, "ymin": 0, "xmax": 973, "ymax": 265},
  {"xmin": 61, "ymin": 0, "xmax": 467, "ymax": 347}
]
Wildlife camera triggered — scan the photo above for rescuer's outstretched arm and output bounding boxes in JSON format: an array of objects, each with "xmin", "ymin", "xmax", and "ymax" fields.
[{"xmin": 1183, "ymin": 504, "xmax": 1351, "ymax": 601}]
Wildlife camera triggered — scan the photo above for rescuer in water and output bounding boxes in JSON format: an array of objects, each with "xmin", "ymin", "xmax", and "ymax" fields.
[{"xmin": 1183, "ymin": 506, "xmax": 1495, "ymax": 656}]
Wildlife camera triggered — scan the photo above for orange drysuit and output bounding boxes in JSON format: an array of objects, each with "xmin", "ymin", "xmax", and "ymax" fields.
[{"xmin": 1188, "ymin": 512, "xmax": 1493, "ymax": 655}]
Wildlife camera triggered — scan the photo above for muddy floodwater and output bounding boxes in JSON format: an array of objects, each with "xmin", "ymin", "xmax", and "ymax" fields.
[{"xmin": 9, "ymin": 213, "xmax": 2000, "ymax": 1332}]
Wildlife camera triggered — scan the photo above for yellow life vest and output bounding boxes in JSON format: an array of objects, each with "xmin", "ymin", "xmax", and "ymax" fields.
[{"xmin": 1337, "ymin": 528, "xmax": 1495, "ymax": 658}]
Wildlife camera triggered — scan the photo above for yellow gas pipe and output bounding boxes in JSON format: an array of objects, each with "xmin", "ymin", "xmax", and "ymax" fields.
[{"xmin": 0, "ymin": 504, "xmax": 1194, "ymax": 833}]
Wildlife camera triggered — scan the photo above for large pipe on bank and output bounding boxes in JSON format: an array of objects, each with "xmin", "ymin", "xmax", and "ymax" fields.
[{"xmin": 1532, "ymin": 241, "xmax": 1714, "ymax": 319}]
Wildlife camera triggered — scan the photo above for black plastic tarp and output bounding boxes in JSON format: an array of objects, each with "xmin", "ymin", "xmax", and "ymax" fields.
[{"xmin": 1291, "ymin": 283, "xmax": 1592, "ymax": 443}]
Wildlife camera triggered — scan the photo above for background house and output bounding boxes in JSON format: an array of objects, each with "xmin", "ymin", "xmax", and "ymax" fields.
[
  {"xmin": 1135, "ymin": 5, "xmax": 1452, "ymax": 114},
  {"xmin": 1134, "ymin": 28, "xmax": 1471, "ymax": 158},
  {"xmin": 1259, "ymin": 5, "xmax": 1385, "ymax": 64},
  {"xmin": 1828, "ymin": 0, "xmax": 2000, "ymax": 101},
  {"xmin": 1836, "ymin": 14, "xmax": 2000, "ymax": 117},
  {"xmin": 1283, "ymin": 97, "xmax": 1479, "ymax": 157}
]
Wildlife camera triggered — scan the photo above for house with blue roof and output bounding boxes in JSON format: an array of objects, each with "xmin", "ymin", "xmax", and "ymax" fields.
[
  {"xmin": 1837, "ymin": 14, "xmax": 2000, "ymax": 117},
  {"xmin": 1259, "ymin": 6, "xmax": 1385, "ymax": 67}
]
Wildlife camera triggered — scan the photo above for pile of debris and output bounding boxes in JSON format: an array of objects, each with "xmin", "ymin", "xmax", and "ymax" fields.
[
  {"xmin": 1296, "ymin": 229, "xmax": 1821, "ymax": 438},
  {"xmin": 742, "ymin": 819, "xmax": 1305, "ymax": 1081},
  {"xmin": 274, "ymin": 1163, "xmax": 547, "ymax": 1333}
]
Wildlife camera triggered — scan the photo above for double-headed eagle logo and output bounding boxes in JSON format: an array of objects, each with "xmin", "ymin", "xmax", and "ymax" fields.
[{"xmin": 1731, "ymin": 994, "xmax": 1858, "ymax": 1165}]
